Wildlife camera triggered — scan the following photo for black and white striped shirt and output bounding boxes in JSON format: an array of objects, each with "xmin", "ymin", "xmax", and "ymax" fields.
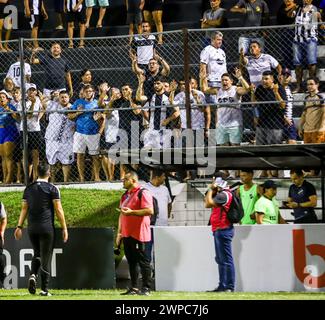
[
  {"xmin": 284, "ymin": 86, "xmax": 294, "ymax": 120},
  {"xmin": 27, "ymin": 0, "xmax": 42, "ymax": 15},
  {"xmin": 132, "ymin": 35, "xmax": 157, "ymax": 65},
  {"xmin": 294, "ymin": 5, "xmax": 318, "ymax": 43}
]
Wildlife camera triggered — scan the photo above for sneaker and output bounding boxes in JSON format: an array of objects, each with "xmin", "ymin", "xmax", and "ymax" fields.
[
  {"xmin": 225, "ymin": 289, "xmax": 234, "ymax": 292},
  {"xmin": 120, "ymin": 288, "xmax": 139, "ymax": 295},
  {"xmin": 28, "ymin": 274, "xmax": 37, "ymax": 294},
  {"xmin": 55, "ymin": 25, "xmax": 64, "ymax": 30},
  {"xmin": 138, "ymin": 287, "xmax": 150, "ymax": 296},
  {"xmin": 207, "ymin": 286, "xmax": 226, "ymax": 292},
  {"xmin": 39, "ymin": 290, "xmax": 52, "ymax": 296}
]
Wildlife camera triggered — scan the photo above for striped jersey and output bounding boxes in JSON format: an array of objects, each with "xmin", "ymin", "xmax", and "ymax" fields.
[
  {"xmin": 294, "ymin": 5, "xmax": 319, "ymax": 42},
  {"xmin": 284, "ymin": 86, "xmax": 294, "ymax": 120},
  {"xmin": 27, "ymin": 0, "xmax": 43, "ymax": 15},
  {"xmin": 132, "ymin": 34, "xmax": 157, "ymax": 65},
  {"xmin": 66, "ymin": 0, "xmax": 83, "ymax": 12}
]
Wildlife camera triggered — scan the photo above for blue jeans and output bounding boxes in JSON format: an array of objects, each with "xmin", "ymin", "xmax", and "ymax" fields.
[
  {"xmin": 293, "ymin": 39, "xmax": 318, "ymax": 66},
  {"xmin": 213, "ymin": 227, "xmax": 235, "ymax": 291}
]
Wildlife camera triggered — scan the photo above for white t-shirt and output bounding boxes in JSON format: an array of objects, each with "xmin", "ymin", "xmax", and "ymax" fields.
[
  {"xmin": 105, "ymin": 109, "xmax": 119, "ymax": 143},
  {"xmin": 173, "ymin": 90, "xmax": 206, "ymax": 130},
  {"xmin": 6, "ymin": 62, "xmax": 32, "ymax": 88},
  {"xmin": 45, "ymin": 101, "xmax": 75, "ymax": 142},
  {"xmin": 17, "ymin": 97, "xmax": 42, "ymax": 132},
  {"xmin": 200, "ymin": 45, "xmax": 227, "ymax": 82},
  {"xmin": 216, "ymin": 85, "xmax": 242, "ymax": 127},
  {"xmin": 246, "ymin": 54, "xmax": 279, "ymax": 87},
  {"xmin": 143, "ymin": 182, "xmax": 172, "ymax": 226}
]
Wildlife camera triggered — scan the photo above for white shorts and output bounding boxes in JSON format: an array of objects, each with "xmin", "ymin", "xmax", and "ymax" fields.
[
  {"xmin": 46, "ymin": 139, "xmax": 74, "ymax": 165},
  {"xmin": 73, "ymin": 132, "xmax": 100, "ymax": 155},
  {"xmin": 143, "ymin": 129, "xmax": 173, "ymax": 149}
]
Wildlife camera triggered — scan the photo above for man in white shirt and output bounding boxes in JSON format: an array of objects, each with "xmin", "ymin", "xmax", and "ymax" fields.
[
  {"xmin": 45, "ymin": 90, "xmax": 75, "ymax": 182},
  {"xmin": 144, "ymin": 170, "xmax": 172, "ymax": 263},
  {"xmin": 200, "ymin": 31, "xmax": 227, "ymax": 90},
  {"xmin": 6, "ymin": 57, "xmax": 32, "ymax": 88}
]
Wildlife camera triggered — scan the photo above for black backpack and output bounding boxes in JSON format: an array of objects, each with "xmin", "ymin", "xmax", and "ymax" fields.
[
  {"xmin": 138, "ymin": 188, "xmax": 159, "ymax": 226},
  {"xmin": 224, "ymin": 190, "xmax": 244, "ymax": 224}
]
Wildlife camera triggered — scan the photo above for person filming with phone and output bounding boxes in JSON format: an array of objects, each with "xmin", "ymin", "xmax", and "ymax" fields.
[{"xmin": 286, "ymin": 169, "xmax": 318, "ymax": 223}]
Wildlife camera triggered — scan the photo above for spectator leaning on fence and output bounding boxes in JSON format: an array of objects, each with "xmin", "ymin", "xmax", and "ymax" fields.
[
  {"xmin": 44, "ymin": 90, "xmax": 75, "ymax": 183},
  {"xmin": 68, "ymin": 84, "xmax": 101, "ymax": 182},
  {"xmin": 279, "ymin": 67, "xmax": 298, "ymax": 144},
  {"xmin": 202, "ymin": 68, "xmax": 250, "ymax": 146},
  {"xmin": 230, "ymin": 0, "xmax": 270, "ymax": 54},
  {"xmin": 143, "ymin": 0, "xmax": 164, "ymax": 45},
  {"xmin": 252, "ymin": 70, "xmax": 287, "ymax": 145},
  {"xmin": 143, "ymin": 76, "xmax": 180, "ymax": 149},
  {"xmin": 254, "ymin": 180, "xmax": 286, "ymax": 224},
  {"xmin": 0, "ymin": 0, "xmax": 12, "ymax": 52},
  {"xmin": 31, "ymin": 43, "xmax": 73, "ymax": 99},
  {"xmin": 24, "ymin": 0, "xmax": 48, "ymax": 51},
  {"xmin": 0, "ymin": 89, "xmax": 19, "ymax": 184},
  {"xmin": 292, "ymin": 0, "xmax": 324, "ymax": 93},
  {"xmin": 0, "ymin": 201, "xmax": 7, "ymax": 288},
  {"xmin": 116, "ymin": 171, "xmax": 154, "ymax": 296},
  {"xmin": 240, "ymin": 40, "xmax": 282, "ymax": 88},
  {"xmin": 6, "ymin": 56, "xmax": 31, "ymax": 89},
  {"xmin": 131, "ymin": 21, "xmax": 157, "ymax": 69},
  {"xmin": 286, "ymin": 169, "xmax": 318, "ymax": 223},
  {"xmin": 66, "ymin": 0, "xmax": 86, "ymax": 49},
  {"xmin": 85, "ymin": 0, "xmax": 109, "ymax": 29},
  {"xmin": 204, "ymin": 177, "xmax": 235, "ymax": 293},
  {"xmin": 298, "ymin": 77, "xmax": 325, "ymax": 143},
  {"xmin": 238, "ymin": 170, "xmax": 261, "ymax": 225}
]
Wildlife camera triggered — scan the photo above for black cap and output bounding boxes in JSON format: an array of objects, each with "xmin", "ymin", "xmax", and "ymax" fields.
[
  {"xmin": 213, "ymin": 191, "xmax": 229, "ymax": 205},
  {"xmin": 261, "ymin": 180, "xmax": 278, "ymax": 189}
]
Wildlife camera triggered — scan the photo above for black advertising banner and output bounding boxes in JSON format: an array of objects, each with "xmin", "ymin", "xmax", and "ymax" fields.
[{"xmin": 2, "ymin": 228, "xmax": 115, "ymax": 289}]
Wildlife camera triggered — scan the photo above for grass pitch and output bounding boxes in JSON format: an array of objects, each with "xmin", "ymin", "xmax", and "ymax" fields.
[{"xmin": 0, "ymin": 289, "xmax": 324, "ymax": 300}]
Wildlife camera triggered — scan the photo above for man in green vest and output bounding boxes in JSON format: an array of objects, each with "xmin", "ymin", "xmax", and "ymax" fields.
[
  {"xmin": 238, "ymin": 170, "xmax": 260, "ymax": 225},
  {"xmin": 254, "ymin": 180, "xmax": 286, "ymax": 224}
]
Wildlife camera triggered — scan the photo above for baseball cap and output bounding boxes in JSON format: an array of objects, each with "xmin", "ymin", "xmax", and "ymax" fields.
[
  {"xmin": 281, "ymin": 67, "xmax": 291, "ymax": 76},
  {"xmin": 26, "ymin": 83, "xmax": 37, "ymax": 91},
  {"xmin": 213, "ymin": 191, "xmax": 229, "ymax": 205},
  {"xmin": 261, "ymin": 180, "xmax": 278, "ymax": 189},
  {"xmin": 214, "ymin": 177, "xmax": 228, "ymax": 189}
]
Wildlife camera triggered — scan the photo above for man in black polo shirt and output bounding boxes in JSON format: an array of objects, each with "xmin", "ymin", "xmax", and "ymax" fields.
[
  {"xmin": 14, "ymin": 162, "xmax": 68, "ymax": 296},
  {"xmin": 31, "ymin": 43, "xmax": 73, "ymax": 98},
  {"xmin": 286, "ymin": 169, "xmax": 318, "ymax": 223}
]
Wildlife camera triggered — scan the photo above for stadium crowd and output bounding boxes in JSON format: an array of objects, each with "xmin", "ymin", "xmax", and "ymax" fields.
[{"xmin": 0, "ymin": 1, "xmax": 324, "ymax": 184}]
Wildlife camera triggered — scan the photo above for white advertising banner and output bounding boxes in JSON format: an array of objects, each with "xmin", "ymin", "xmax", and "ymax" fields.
[{"xmin": 154, "ymin": 225, "xmax": 325, "ymax": 292}]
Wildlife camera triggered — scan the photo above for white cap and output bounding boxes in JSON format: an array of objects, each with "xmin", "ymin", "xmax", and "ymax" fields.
[
  {"xmin": 214, "ymin": 177, "xmax": 228, "ymax": 189},
  {"xmin": 25, "ymin": 83, "xmax": 37, "ymax": 91},
  {"xmin": 0, "ymin": 90, "xmax": 12, "ymax": 99}
]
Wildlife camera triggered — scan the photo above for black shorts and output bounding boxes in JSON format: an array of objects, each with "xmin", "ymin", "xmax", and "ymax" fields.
[
  {"xmin": 0, "ymin": 4, "xmax": 6, "ymax": 19},
  {"xmin": 29, "ymin": 14, "xmax": 43, "ymax": 29},
  {"xmin": 20, "ymin": 131, "xmax": 44, "ymax": 152},
  {"xmin": 54, "ymin": 0, "xmax": 65, "ymax": 13},
  {"xmin": 126, "ymin": 12, "xmax": 142, "ymax": 25},
  {"xmin": 67, "ymin": 10, "xmax": 86, "ymax": 24},
  {"xmin": 144, "ymin": 0, "xmax": 164, "ymax": 12}
]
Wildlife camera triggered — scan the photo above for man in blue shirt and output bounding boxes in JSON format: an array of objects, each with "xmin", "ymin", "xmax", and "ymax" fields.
[
  {"xmin": 68, "ymin": 84, "xmax": 101, "ymax": 182},
  {"xmin": 286, "ymin": 169, "xmax": 318, "ymax": 223}
]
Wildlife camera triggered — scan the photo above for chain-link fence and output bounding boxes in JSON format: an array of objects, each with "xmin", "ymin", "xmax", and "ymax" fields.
[{"xmin": 0, "ymin": 25, "xmax": 324, "ymax": 184}]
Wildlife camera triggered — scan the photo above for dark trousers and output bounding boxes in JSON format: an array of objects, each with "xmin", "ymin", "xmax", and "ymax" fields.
[
  {"xmin": 213, "ymin": 227, "xmax": 235, "ymax": 291},
  {"xmin": 123, "ymin": 236, "xmax": 152, "ymax": 290},
  {"xmin": 0, "ymin": 236, "xmax": 5, "ymax": 284},
  {"xmin": 28, "ymin": 231, "xmax": 55, "ymax": 292}
]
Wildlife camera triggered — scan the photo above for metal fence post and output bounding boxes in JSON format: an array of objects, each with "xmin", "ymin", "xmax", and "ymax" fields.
[
  {"xmin": 182, "ymin": 28, "xmax": 192, "ymax": 131},
  {"xmin": 19, "ymin": 37, "xmax": 29, "ymax": 186}
]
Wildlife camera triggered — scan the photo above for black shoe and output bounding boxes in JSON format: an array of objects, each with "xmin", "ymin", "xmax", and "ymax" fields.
[
  {"xmin": 207, "ymin": 287, "xmax": 226, "ymax": 292},
  {"xmin": 39, "ymin": 290, "xmax": 52, "ymax": 296},
  {"xmin": 139, "ymin": 287, "xmax": 150, "ymax": 296},
  {"xmin": 120, "ymin": 288, "xmax": 139, "ymax": 295},
  {"xmin": 28, "ymin": 274, "xmax": 36, "ymax": 295}
]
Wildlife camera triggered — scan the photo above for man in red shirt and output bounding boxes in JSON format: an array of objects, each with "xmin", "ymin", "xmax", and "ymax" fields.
[
  {"xmin": 205, "ymin": 177, "xmax": 235, "ymax": 292},
  {"xmin": 116, "ymin": 171, "xmax": 153, "ymax": 296}
]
